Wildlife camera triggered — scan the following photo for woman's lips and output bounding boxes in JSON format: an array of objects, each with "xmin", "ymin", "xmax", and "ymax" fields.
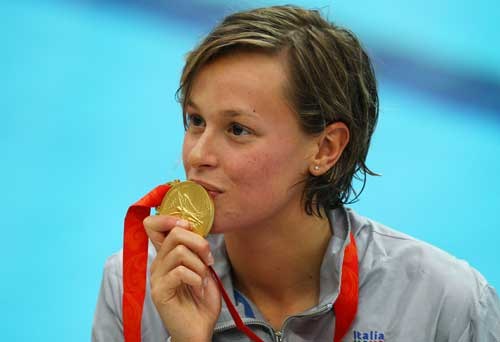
[
  {"xmin": 207, "ymin": 190, "xmax": 221, "ymax": 198},
  {"xmin": 190, "ymin": 179, "xmax": 223, "ymax": 198}
]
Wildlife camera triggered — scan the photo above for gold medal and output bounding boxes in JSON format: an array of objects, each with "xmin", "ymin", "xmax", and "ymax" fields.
[{"xmin": 156, "ymin": 180, "xmax": 214, "ymax": 237}]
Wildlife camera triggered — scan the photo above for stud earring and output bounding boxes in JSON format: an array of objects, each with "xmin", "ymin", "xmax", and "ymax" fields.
[{"xmin": 314, "ymin": 165, "xmax": 320, "ymax": 171}]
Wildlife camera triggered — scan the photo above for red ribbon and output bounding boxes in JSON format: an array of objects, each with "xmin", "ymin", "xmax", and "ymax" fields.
[
  {"xmin": 209, "ymin": 266, "xmax": 264, "ymax": 341},
  {"xmin": 123, "ymin": 184, "xmax": 172, "ymax": 342},
  {"xmin": 333, "ymin": 232, "xmax": 358, "ymax": 342},
  {"xmin": 122, "ymin": 184, "xmax": 358, "ymax": 342}
]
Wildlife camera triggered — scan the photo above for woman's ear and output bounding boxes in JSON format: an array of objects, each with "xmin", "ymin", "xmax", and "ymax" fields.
[{"xmin": 309, "ymin": 122, "xmax": 350, "ymax": 176}]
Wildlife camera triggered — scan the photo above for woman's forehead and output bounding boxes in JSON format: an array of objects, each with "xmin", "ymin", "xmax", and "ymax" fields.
[
  {"xmin": 195, "ymin": 52, "xmax": 286, "ymax": 88},
  {"xmin": 186, "ymin": 98, "xmax": 260, "ymax": 121},
  {"xmin": 187, "ymin": 52, "xmax": 290, "ymax": 111}
]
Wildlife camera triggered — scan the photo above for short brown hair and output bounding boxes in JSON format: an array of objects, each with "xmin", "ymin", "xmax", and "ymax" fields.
[{"xmin": 177, "ymin": 5, "xmax": 379, "ymax": 216}]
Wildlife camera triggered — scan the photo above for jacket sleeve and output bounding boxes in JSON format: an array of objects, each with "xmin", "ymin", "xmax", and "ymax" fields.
[
  {"xmin": 472, "ymin": 283, "xmax": 500, "ymax": 341},
  {"xmin": 92, "ymin": 253, "xmax": 124, "ymax": 342}
]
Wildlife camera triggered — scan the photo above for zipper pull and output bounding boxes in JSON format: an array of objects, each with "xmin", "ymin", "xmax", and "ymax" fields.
[{"xmin": 274, "ymin": 330, "xmax": 283, "ymax": 342}]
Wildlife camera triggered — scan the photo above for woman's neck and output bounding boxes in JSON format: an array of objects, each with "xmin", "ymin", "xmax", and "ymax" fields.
[{"xmin": 223, "ymin": 209, "xmax": 332, "ymax": 329}]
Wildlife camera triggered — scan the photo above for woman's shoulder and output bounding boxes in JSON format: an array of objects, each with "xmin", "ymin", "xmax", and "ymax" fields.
[
  {"xmin": 102, "ymin": 249, "xmax": 123, "ymax": 277},
  {"xmin": 348, "ymin": 208, "xmax": 487, "ymax": 292},
  {"xmin": 346, "ymin": 208, "xmax": 500, "ymax": 338},
  {"xmin": 102, "ymin": 240, "xmax": 161, "ymax": 278}
]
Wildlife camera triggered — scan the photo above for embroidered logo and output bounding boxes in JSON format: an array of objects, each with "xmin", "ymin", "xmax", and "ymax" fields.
[{"xmin": 353, "ymin": 330, "xmax": 385, "ymax": 341}]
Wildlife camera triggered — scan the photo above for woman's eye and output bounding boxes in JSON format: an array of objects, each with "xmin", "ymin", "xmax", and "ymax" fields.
[
  {"xmin": 186, "ymin": 114, "xmax": 205, "ymax": 128},
  {"xmin": 228, "ymin": 123, "xmax": 251, "ymax": 136}
]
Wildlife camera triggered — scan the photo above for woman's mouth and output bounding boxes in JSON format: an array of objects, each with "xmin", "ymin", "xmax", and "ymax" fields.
[
  {"xmin": 207, "ymin": 190, "xmax": 221, "ymax": 199},
  {"xmin": 190, "ymin": 179, "xmax": 223, "ymax": 199}
]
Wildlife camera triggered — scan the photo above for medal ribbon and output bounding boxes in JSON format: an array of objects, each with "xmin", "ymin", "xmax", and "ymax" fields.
[
  {"xmin": 333, "ymin": 231, "xmax": 358, "ymax": 342},
  {"xmin": 123, "ymin": 185, "xmax": 358, "ymax": 342},
  {"xmin": 123, "ymin": 183, "xmax": 172, "ymax": 342}
]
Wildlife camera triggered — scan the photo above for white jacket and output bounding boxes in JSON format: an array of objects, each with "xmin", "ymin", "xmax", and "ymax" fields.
[{"xmin": 92, "ymin": 207, "xmax": 500, "ymax": 341}]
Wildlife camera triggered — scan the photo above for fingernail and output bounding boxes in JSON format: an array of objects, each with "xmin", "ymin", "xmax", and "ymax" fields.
[
  {"xmin": 207, "ymin": 252, "xmax": 214, "ymax": 266},
  {"xmin": 176, "ymin": 219, "xmax": 190, "ymax": 228},
  {"xmin": 201, "ymin": 287, "xmax": 205, "ymax": 298},
  {"xmin": 203, "ymin": 277, "xmax": 208, "ymax": 288}
]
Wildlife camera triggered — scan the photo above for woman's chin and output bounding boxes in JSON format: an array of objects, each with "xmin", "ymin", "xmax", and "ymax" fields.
[
  {"xmin": 207, "ymin": 221, "xmax": 237, "ymax": 235},
  {"xmin": 208, "ymin": 224, "xmax": 225, "ymax": 235}
]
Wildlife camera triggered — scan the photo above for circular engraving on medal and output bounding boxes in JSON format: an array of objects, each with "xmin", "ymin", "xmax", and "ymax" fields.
[{"xmin": 157, "ymin": 181, "xmax": 214, "ymax": 237}]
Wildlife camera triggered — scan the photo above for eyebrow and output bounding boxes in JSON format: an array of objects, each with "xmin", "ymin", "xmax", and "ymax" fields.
[{"xmin": 186, "ymin": 99, "xmax": 259, "ymax": 119}]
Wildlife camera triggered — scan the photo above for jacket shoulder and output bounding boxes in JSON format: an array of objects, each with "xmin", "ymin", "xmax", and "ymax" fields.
[
  {"xmin": 348, "ymin": 208, "xmax": 481, "ymax": 289},
  {"xmin": 347, "ymin": 209, "xmax": 499, "ymax": 339}
]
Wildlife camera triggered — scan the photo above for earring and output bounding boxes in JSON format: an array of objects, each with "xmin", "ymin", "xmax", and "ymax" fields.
[{"xmin": 314, "ymin": 165, "xmax": 320, "ymax": 171}]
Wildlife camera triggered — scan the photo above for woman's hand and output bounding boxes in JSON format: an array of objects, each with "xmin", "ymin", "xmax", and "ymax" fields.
[{"xmin": 144, "ymin": 215, "xmax": 221, "ymax": 341}]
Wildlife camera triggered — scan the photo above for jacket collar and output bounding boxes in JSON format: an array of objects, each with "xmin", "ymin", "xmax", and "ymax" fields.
[{"xmin": 208, "ymin": 207, "xmax": 354, "ymax": 328}]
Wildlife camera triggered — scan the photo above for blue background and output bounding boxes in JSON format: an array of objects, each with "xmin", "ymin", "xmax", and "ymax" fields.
[{"xmin": 2, "ymin": 0, "xmax": 499, "ymax": 340}]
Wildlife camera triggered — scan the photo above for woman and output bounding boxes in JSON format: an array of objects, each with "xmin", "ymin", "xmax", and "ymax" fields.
[{"xmin": 93, "ymin": 5, "xmax": 500, "ymax": 341}]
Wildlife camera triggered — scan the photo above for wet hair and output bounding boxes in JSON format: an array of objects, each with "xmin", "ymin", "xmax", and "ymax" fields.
[{"xmin": 177, "ymin": 5, "xmax": 379, "ymax": 216}]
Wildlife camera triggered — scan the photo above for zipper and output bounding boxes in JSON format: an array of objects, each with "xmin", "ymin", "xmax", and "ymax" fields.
[
  {"xmin": 213, "ymin": 318, "xmax": 269, "ymax": 334},
  {"xmin": 276, "ymin": 303, "xmax": 333, "ymax": 341},
  {"xmin": 213, "ymin": 303, "xmax": 333, "ymax": 340},
  {"xmin": 274, "ymin": 330, "xmax": 282, "ymax": 342}
]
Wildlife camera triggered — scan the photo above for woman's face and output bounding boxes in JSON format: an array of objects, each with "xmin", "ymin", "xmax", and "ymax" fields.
[{"xmin": 182, "ymin": 51, "xmax": 317, "ymax": 233}]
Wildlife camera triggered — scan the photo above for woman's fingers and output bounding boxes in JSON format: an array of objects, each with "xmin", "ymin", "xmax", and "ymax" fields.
[
  {"xmin": 157, "ymin": 227, "xmax": 214, "ymax": 267},
  {"xmin": 151, "ymin": 265, "xmax": 205, "ymax": 304},
  {"xmin": 151, "ymin": 244, "xmax": 209, "ymax": 285},
  {"xmin": 149, "ymin": 224, "xmax": 214, "ymax": 304},
  {"xmin": 144, "ymin": 215, "xmax": 192, "ymax": 251}
]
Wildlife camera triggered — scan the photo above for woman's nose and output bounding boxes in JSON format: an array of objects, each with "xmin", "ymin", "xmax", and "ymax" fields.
[{"xmin": 186, "ymin": 131, "xmax": 218, "ymax": 169}]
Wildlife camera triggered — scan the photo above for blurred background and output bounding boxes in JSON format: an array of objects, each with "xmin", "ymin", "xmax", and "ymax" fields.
[{"xmin": 2, "ymin": 0, "xmax": 499, "ymax": 340}]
